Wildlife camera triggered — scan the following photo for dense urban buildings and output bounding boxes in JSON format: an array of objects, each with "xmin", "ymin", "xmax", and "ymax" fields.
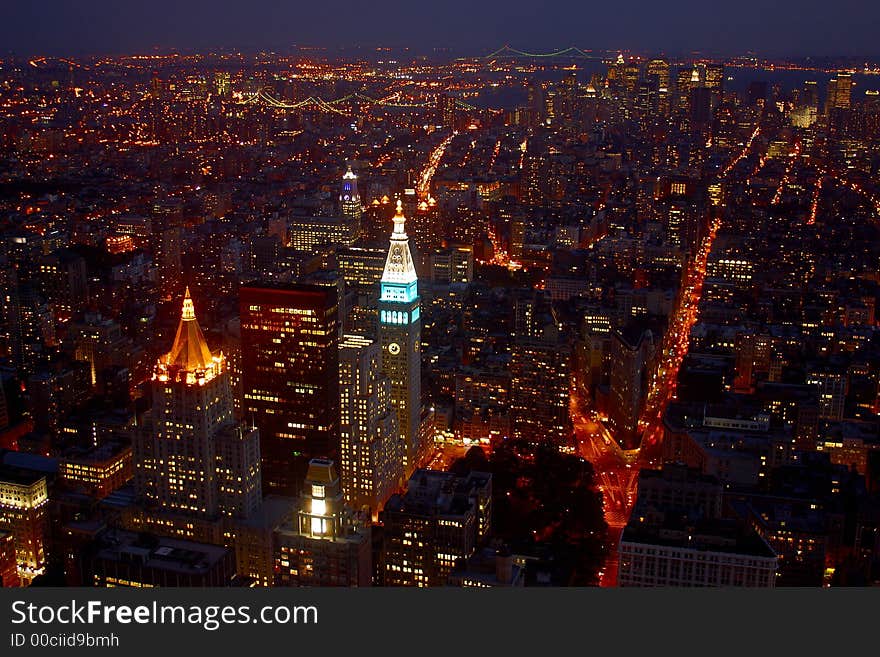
[
  {"xmin": 381, "ymin": 469, "xmax": 492, "ymax": 586},
  {"xmin": 1, "ymin": 39, "xmax": 879, "ymax": 589}
]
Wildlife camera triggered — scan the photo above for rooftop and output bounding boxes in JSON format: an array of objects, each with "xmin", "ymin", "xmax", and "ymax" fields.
[
  {"xmin": 94, "ymin": 529, "xmax": 231, "ymax": 574},
  {"xmin": 622, "ymin": 514, "xmax": 776, "ymax": 559}
]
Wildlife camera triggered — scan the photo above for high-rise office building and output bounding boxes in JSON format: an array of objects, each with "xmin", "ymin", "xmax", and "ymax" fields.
[
  {"xmin": 675, "ymin": 67, "xmax": 695, "ymax": 114},
  {"xmin": 0, "ymin": 256, "xmax": 23, "ymax": 368},
  {"xmin": 337, "ymin": 246, "xmax": 386, "ymax": 336},
  {"xmin": 526, "ymin": 82, "xmax": 544, "ymax": 126},
  {"xmin": 340, "ymin": 164, "xmax": 363, "ymax": 224},
  {"xmin": 509, "ymin": 295, "xmax": 572, "ymax": 448},
  {"xmin": 338, "ymin": 335, "xmax": 403, "ymax": 517},
  {"xmin": 689, "ymin": 86, "xmax": 713, "ymax": 134},
  {"xmin": 134, "ymin": 288, "xmax": 262, "ymax": 524},
  {"xmin": 826, "ymin": 73, "xmax": 853, "ymax": 112},
  {"xmin": 274, "ymin": 458, "xmax": 372, "ymax": 587},
  {"xmin": 644, "ymin": 59, "xmax": 671, "ymax": 117},
  {"xmin": 150, "ymin": 199, "xmax": 184, "ymax": 300},
  {"xmin": 89, "ymin": 529, "xmax": 237, "ymax": 587},
  {"xmin": 214, "ymin": 71, "xmax": 231, "ymax": 97},
  {"xmin": 510, "ymin": 340, "xmax": 572, "ymax": 448},
  {"xmin": 36, "ymin": 249, "xmax": 88, "ymax": 321},
  {"xmin": 704, "ymin": 62, "xmax": 724, "ymax": 106},
  {"xmin": 26, "ymin": 361, "xmax": 91, "ymax": 435},
  {"xmin": 240, "ymin": 283, "xmax": 340, "ymax": 495},
  {"xmin": 802, "ymin": 80, "xmax": 819, "ymax": 109},
  {"xmin": 437, "ymin": 93, "xmax": 456, "ymax": 128},
  {"xmin": 68, "ymin": 312, "xmax": 133, "ymax": 389},
  {"xmin": 619, "ymin": 519, "xmax": 777, "ymax": 587},
  {"xmin": 806, "ymin": 368, "xmax": 847, "ymax": 420},
  {"xmin": 378, "ymin": 201, "xmax": 424, "ymax": 478},
  {"xmin": 646, "ymin": 59, "xmax": 671, "ymax": 90}
]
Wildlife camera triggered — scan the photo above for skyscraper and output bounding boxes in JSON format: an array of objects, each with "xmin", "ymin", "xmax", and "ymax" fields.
[
  {"xmin": 645, "ymin": 59, "xmax": 671, "ymax": 117},
  {"xmin": 689, "ymin": 86, "xmax": 713, "ymax": 134},
  {"xmin": 510, "ymin": 339, "xmax": 572, "ymax": 448},
  {"xmin": 826, "ymin": 73, "xmax": 853, "ymax": 112},
  {"xmin": 379, "ymin": 201, "xmax": 423, "ymax": 478},
  {"xmin": 509, "ymin": 294, "xmax": 572, "ymax": 449},
  {"xmin": 337, "ymin": 246, "xmax": 386, "ymax": 336},
  {"xmin": 240, "ymin": 283, "xmax": 340, "ymax": 495},
  {"xmin": 802, "ymin": 81, "xmax": 819, "ymax": 109},
  {"xmin": 437, "ymin": 93, "xmax": 456, "ymax": 128},
  {"xmin": 0, "ymin": 256, "xmax": 22, "ymax": 368},
  {"xmin": 287, "ymin": 215, "xmax": 359, "ymax": 252},
  {"xmin": 430, "ymin": 245, "xmax": 474, "ymax": 286},
  {"xmin": 704, "ymin": 62, "xmax": 724, "ymax": 105},
  {"xmin": 338, "ymin": 335, "xmax": 403, "ymax": 517},
  {"xmin": 340, "ymin": 164, "xmax": 363, "ymax": 225},
  {"xmin": 646, "ymin": 59, "xmax": 671, "ymax": 90},
  {"xmin": 133, "ymin": 289, "xmax": 262, "ymax": 533}
]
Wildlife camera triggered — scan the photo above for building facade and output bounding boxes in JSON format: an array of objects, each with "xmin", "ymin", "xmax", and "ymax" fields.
[
  {"xmin": 381, "ymin": 469, "xmax": 491, "ymax": 587},
  {"xmin": 240, "ymin": 283, "xmax": 340, "ymax": 496},
  {"xmin": 379, "ymin": 201, "xmax": 423, "ymax": 478},
  {"xmin": 338, "ymin": 334, "xmax": 403, "ymax": 517},
  {"xmin": 0, "ymin": 466, "xmax": 49, "ymax": 585}
]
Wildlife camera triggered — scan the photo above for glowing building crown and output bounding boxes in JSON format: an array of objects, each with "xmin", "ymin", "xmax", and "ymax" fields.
[
  {"xmin": 155, "ymin": 287, "xmax": 224, "ymax": 385},
  {"xmin": 381, "ymin": 200, "xmax": 417, "ymax": 288}
]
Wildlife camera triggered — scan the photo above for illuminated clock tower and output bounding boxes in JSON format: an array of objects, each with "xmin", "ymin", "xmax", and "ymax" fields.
[
  {"xmin": 379, "ymin": 200, "xmax": 422, "ymax": 478},
  {"xmin": 340, "ymin": 164, "xmax": 363, "ymax": 223}
]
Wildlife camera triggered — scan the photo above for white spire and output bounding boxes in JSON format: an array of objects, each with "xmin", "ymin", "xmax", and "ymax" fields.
[
  {"xmin": 392, "ymin": 199, "xmax": 406, "ymax": 237},
  {"xmin": 381, "ymin": 199, "xmax": 417, "ymax": 286}
]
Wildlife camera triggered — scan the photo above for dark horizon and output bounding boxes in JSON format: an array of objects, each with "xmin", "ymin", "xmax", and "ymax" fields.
[{"xmin": 2, "ymin": 0, "xmax": 880, "ymax": 59}]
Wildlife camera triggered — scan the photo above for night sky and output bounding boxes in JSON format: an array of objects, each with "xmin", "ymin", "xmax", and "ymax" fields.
[{"xmin": 2, "ymin": 0, "xmax": 878, "ymax": 58}]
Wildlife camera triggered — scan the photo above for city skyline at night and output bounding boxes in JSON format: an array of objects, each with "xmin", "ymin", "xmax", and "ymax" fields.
[{"xmin": 1, "ymin": 5, "xmax": 880, "ymax": 593}]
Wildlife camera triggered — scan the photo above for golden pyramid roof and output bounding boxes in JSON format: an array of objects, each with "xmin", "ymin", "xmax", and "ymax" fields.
[{"xmin": 163, "ymin": 287, "xmax": 214, "ymax": 372}]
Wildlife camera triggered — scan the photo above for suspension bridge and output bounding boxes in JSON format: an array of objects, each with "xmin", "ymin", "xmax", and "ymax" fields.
[
  {"xmin": 237, "ymin": 89, "xmax": 477, "ymax": 114},
  {"xmin": 481, "ymin": 45, "xmax": 608, "ymax": 61}
]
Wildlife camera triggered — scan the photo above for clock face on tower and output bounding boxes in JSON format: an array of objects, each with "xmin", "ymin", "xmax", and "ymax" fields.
[
  {"xmin": 343, "ymin": 194, "xmax": 350, "ymax": 201},
  {"xmin": 388, "ymin": 342, "xmax": 401, "ymax": 355}
]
